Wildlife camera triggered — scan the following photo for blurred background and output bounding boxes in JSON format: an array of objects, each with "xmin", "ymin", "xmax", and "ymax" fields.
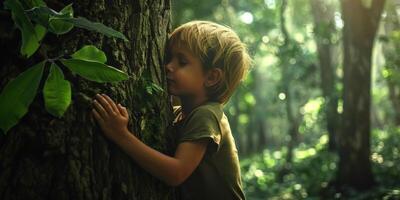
[{"xmin": 172, "ymin": 0, "xmax": 400, "ymax": 199}]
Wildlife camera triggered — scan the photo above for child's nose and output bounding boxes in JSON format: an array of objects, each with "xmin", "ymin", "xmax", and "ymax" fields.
[{"xmin": 165, "ymin": 62, "xmax": 174, "ymax": 72}]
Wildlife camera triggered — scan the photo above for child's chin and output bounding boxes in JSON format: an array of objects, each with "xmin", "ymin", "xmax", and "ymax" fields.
[{"xmin": 166, "ymin": 87, "xmax": 176, "ymax": 95}]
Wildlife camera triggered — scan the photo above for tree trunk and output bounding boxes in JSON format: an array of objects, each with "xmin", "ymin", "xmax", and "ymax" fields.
[
  {"xmin": 310, "ymin": 0, "xmax": 339, "ymax": 151},
  {"xmin": 337, "ymin": 0, "xmax": 385, "ymax": 190},
  {"xmin": 0, "ymin": 0, "xmax": 176, "ymax": 199}
]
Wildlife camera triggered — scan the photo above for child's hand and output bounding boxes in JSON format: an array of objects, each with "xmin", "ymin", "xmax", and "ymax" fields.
[{"xmin": 91, "ymin": 93, "xmax": 130, "ymax": 142}]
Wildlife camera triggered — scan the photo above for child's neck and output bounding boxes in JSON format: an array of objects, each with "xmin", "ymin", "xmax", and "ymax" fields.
[{"xmin": 179, "ymin": 95, "xmax": 209, "ymax": 118}]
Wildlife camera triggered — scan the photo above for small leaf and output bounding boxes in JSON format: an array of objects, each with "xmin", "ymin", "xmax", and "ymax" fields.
[
  {"xmin": 59, "ymin": 3, "xmax": 73, "ymax": 17},
  {"xmin": 34, "ymin": 24, "xmax": 47, "ymax": 41},
  {"xmin": 60, "ymin": 59, "xmax": 129, "ymax": 83},
  {"xmin": 4, "ymin": 0, "xmax": 40, "ymax": 58},
  {"xmin": 145, "ymin": 82, "xmax": 164, "ymax": 95},
  {"xmin": 0, "ymin": 61, "xmax": 45, "ymax": 134},
  {"xmin": 49, "ymin": 18, "xmax": 73, "ymax": 34},
  {"xmin": 43, "ymin": 63, "xmax": 71, "ymax": 117},
  {"xmin": 71, "ymin": 45, "xmax": 107, "ymax": 63},
  {"xmin": 58, "ymin": 17, "xmax": 128, "ymax": 41},
  {"xmin": 48, "ymin": 4, "xmax": 74, "ymax": 35}
]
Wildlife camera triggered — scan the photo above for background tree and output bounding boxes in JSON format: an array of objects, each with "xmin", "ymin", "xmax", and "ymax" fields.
[
  {"xmin": 336, "ymin": 0, "xmax": 386, "ymax": 190},
  {"xmin": 310, "ymin": 0, "xmax": 340, "ymax": 151},
  {"xmin": 0, "ymin": 0, "xmax": 175, "ymax": 199}
]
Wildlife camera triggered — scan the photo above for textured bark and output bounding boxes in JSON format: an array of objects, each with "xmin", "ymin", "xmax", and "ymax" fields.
[
  {"xmin": 0, "ymin": 0, "xmax": 176, "ymax": 199},
  {"xmin": 310, "ymin": 0, "xmax": 339, "ymax": 151},
  {"xmin": 337, "ymin": 0, "xmax": 385, "ymax": 190}
]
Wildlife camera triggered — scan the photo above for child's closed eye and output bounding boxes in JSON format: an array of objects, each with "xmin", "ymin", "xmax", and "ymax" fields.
[
  {"xmin": 177, "ymin": 55, "xmax": 188, "ymax": 66},
  {"xmin": 178, "ymin": 59, "xmax": 188, "ymax": 66}
]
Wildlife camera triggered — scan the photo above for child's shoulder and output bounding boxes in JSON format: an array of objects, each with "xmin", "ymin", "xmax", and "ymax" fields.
[
  {"xmin": 190, "ymin": 101, "xmax": 224, "ymax": 120},
  {"xmin": 173, "ymin": 101, "xmax": 224, "ymax": 121}
]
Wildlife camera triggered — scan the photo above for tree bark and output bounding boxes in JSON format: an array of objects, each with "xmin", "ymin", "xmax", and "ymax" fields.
[
  {"xmin": 0, "ymin": 0, "xmax": 176, "ymax": 199},
  {"xmin": 337, "ymin": 0, "xmax": 385, "ymax": 190}
]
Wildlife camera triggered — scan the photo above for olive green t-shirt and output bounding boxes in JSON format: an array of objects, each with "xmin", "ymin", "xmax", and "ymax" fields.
[{"xmin": 170, "ymin": 102, "xmax": 246, "ymax": 200}]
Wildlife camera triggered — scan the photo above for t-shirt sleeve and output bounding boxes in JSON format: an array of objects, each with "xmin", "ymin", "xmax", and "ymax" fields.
[{"xmin": 178, "ymin": 107, "xmax": 222, "ymax": 155}]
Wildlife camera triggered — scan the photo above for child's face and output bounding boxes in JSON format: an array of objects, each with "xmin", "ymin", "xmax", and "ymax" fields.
[{"xmin": 165, "ymin": 42, "xmax": 207, "ymax": 99}]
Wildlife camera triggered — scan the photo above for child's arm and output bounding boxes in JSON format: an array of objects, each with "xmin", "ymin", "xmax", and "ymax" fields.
[{"xmin": 91, "ymin": 94, "xmax": 208, "ymax": 186}]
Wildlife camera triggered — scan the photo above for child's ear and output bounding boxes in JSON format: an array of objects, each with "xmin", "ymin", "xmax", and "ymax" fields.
[{"xmin": 204, "ymin": 68, "xmax": 223, "ymax": 87}]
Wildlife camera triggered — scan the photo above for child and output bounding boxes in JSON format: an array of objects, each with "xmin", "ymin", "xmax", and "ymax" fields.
[{"xmin": 91, "ymin": 20, "xmax": 252, "ymax": 200}]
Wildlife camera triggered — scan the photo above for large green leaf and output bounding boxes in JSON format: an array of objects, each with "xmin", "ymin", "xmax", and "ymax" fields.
[
  {"xmin": 48, "ymin": 4, "xmax": 74, "ymax": 35},
  {"xmin": 4, "ymin": 0, "xmax": 40, "ymax": 58},
  {"xmin": 57, "ymin": 17, "xmax": 128, "ymax": 41},
  {"xmin": 43, "ymin": 63, "xmax": 71, "ymax": 117},
  {"xmin": 25, "ymin": 6, "xmax": 128, "ymax": 41},
  {"xmin": 0, "ymin": 61, "xmax": 45, "ymax": 134},
  {"xmin": 60, "ymin": 59, "xmax": 129, "ymax": 83},
  {"xmin": 71, "ymin": 45, "xmax": 107, "ymax": 63}
]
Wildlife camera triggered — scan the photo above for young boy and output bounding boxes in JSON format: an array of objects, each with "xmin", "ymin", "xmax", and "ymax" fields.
[{"xmin": 91, "ymin": 20, "xmax": 252, "ymax": 200}]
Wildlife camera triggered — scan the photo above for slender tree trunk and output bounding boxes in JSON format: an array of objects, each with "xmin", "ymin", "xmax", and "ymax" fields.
[
  {"xmin": 281, "ymin": 0, "xmax": 300, "ymax": 162},
  {"xmin": 310, "ymin": 0, "xmax": 339, "ymax": 151},
  {"xmin": 337, "ymin": 0, "xmax": 385, "ymax": 190},
  {"xmin": 0, "ymin": 0, "xmax": 176, "ymax": 199},
  {"xmin": 276, "ymin": 0, "xmax": 302, "ymax": 180}
]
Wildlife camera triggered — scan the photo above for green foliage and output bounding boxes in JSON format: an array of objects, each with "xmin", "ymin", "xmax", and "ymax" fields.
[
  {"xmin": 129, "ymin": 71, "xmax": 165, "ymax": 151},
  {"xmin": 26, "ymin": 5, "xmax": 128, "ymax": 40},
  {"xmin": 59, "ymin": 17, "xmax": 128, "ymax": 41},
  {"xmin": 60, "ymin": 59, "xmax": 128, "ymax": 83},
  {"xmin": 0, "ymin": 0, "xmax": 130, "ymax": 134},
  {"xmin": 61, "ymin": 45, "xmax": 128, "ymax": 83},
  {"xmin": 0, "ymin": 62, "xmax": 45, "ymax": 133},
  {"xmin": 71, "ymin": 45, "xmax": 107, "ymax": 63},
  {"xmin": 43, "ymin": 63, "xmax": 71, "ymax": 118},
  {"xmin": 383, "ymin": 30, "xmax": 400, "ymax": 85},
  {"xmin": 4, "ymin": 0, "xmax": 42, "ymax": 58},
  {"xmin": 48, "ymin": 4, "xmax": 74, "ymax": 34}
]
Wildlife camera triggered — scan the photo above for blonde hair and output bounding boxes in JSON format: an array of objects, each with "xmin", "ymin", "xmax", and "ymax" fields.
[{"xmin": 168, "ymin": 20, "xmax": 252, "ymax": 104}]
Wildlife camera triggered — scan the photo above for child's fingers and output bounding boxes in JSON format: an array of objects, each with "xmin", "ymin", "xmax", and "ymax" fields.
[
  {"xmin": 92, "ymin": 108, "xmax": 104, "ymax": 123},
  {"xmin": 102, "ymin": 94, "xmax": 120, "ymax": 114},
  {"xmin": 95, "ymin": 94, "xmax": 114, "ymax": 115},
  {"xmin": 118, "ymin": 104, "xmax": 129, "ymax": 118},
  {"xmin": 93, "ymin": 100, "xmax": 108, "ymax": 118}
]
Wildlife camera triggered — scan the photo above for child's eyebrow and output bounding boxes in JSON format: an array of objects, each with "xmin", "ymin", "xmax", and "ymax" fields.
[
  {"xmin": 173, "ymin": 51, "xmax": 189, "ymax": 60},
  {"xmin": 177, "ymin": 53, "xmax": 187, "ymax": 58}
]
